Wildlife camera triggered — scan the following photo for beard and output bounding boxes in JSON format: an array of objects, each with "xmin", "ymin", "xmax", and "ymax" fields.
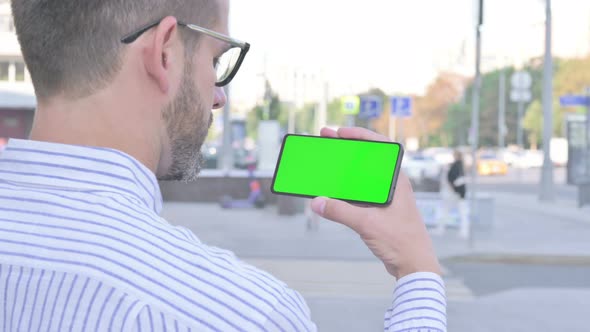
[{"xmin": 158, "ymin": 60, "xmax": 213, "ymax": 182}]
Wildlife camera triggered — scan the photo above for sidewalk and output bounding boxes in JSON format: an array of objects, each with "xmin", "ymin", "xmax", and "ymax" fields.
[
  {"xmin": 441, "ymin": 191, "xmax": 590, "ymax": 259},
  {"xmin": 160, "ymin": 192, "xmax": 590, "ymax": 331},
  {"xmin": 161, "ymin": 190, "xmax": 590, "ymax": 266}
]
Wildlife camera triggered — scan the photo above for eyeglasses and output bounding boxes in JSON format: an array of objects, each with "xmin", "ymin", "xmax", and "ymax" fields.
[{"xmin": 121, "ymin": 18, "xmax": 250, "ymax": 87}]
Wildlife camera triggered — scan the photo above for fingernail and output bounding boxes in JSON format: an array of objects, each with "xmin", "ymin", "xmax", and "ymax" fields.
[{"xmin": 311, "ymin": 198, "xmax": 326, "ymax": 215}]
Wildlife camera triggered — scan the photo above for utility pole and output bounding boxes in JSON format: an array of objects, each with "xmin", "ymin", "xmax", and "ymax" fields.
[
  {"xmin": 315, "ymin": 78, "xmax": 328, "ymax": 135},
  {"xmin": 585, "ymin": 86, "xmax": 590, "ymax": 178},
  {"xmin": 540, "ymin": 0, "xmax": 554, "ymax": 201},
  {"xmin": 498, "ymin": 67, "xmax": 507, "ymax": 148},
  {"xmin": 221, "ymin": 87, "xmax": 233, "ymax": 172},
  {"xmin": 468, "ymin": 0, "xmax": 484, "ymax": 245},
  {"xmin": 289, "ymin": 71, "xmax": 297, "ymax": 133},
  {"xmin": 517, "ymin": 101, "xmax": 525, "ymax": 148}
]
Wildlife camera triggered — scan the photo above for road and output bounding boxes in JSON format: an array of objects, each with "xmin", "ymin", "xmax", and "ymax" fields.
[{"xmin": 476, "ymin": 166, "xmax": 577, "ymax": 200}]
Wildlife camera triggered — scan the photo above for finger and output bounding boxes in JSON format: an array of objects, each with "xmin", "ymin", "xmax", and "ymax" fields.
[
  {"xmin": 336, "ymin": 127, "xmax": 391, "ymax": 142},
  {"xmin": 320, "ymin": 127, "xmax": 338, "ymax": 138},
  {"xmin": 311, "ymin": 196, "xmax": 369, "ymax": 232}
]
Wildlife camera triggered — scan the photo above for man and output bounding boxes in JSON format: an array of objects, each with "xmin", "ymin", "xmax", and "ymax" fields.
[{"xmin": 0, "ymin": 0, "xmax": 446, "ymax": 331}]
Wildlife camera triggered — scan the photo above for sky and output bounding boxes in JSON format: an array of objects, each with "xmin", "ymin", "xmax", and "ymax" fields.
[{"xmin": 228, "ymin": 0, "xmax": 590, "ymax": 111}]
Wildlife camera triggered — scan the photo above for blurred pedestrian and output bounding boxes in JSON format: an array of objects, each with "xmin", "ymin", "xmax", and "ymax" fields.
[{"xmin": 436, "ymin": 150, "xmax": 470, "ymax": 238}]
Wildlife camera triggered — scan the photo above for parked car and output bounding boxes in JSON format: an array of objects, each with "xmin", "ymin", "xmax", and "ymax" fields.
[
  {"xmin": 477, "ymin": 153, "xmax": 508, "ymax": 176},
  {"xmin": 402, "ymin": 153, "xmax": 442, "ymax": 192},
  {"xmin": 201, "ymin": 142, "xmax": 219, "ymax": 169},
  {"xmin": 402, "ymin": 153, "xmax": 442, "ymax": 181},
  {"xmin": 233, "ymin": 146, "xmax": 258, "ymax": 169},
  {"xmin": 513, "ymin": 150, "xmax": 544, "ymax": 169},
  {"xmin": 497, "ymin": 148, "xmax": 521, "ymax": 166},
  {"xmin": 423, "ymin": 147, "xmax": 455, "ymax": 166},
  {"xmin": 201, "ymin": 143, "xmax": 258, "ymax": 170}
]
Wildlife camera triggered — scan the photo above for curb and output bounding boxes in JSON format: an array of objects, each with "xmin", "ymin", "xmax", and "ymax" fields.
[
  {"xmin": 493, "ymin": 193, "xmax": 590, "ymax": 224},
  {"xmin": 444, "ymin": 253, "xmax": 590, "ymax": 266}
]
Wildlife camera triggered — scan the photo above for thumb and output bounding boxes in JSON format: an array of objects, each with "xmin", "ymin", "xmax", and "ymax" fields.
[{"xmin": 311, "ymin": 197, "xmax": 368, "ymax": 231}]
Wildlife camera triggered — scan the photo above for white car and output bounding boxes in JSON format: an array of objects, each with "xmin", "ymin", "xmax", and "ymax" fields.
[
  {"xmin": 423, "ymin": 147, "xmax": 455, "ymax": 166},
  {"xmin": 497, "ymin": 149, "xmax": 521, "ymax": 166},
  {"xmin": 513, "ymin": 150, "xmax": 544, "ymax": 168},
  {"xmin": 402, "ymin": 154, "xmax": 442, "ymax": 181}
]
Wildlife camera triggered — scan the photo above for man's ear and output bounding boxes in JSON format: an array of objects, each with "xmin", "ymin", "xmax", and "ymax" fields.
[{"xmin": 143, "ymin": 16, "xmax": 179, "ymax": 94}]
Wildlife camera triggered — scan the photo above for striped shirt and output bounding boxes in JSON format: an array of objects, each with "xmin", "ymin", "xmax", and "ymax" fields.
[{"xmin": 0, "ymin": 138, "xmax": 446, "ymax": 331}]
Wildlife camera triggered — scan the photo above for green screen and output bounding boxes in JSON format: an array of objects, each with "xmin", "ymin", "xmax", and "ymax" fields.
[{"xmin": 272, "ymin": 135, "xmax": 402, "ymax": 204}]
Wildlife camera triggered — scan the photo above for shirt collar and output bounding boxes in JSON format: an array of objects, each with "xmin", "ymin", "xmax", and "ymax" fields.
[{"xmin": 0, "ymin": 139, "xmax": 163, "ymax": 214}]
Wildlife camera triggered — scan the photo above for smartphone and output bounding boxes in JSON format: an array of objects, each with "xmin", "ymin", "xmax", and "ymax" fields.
[{"xmin": 271, "ymin": 134, "xmax": 404, "ymax": 206}]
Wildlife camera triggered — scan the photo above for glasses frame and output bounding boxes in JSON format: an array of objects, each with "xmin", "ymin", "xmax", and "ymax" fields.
[{"xmin": 121, "ymin": 18, "xmax": 250, "ymax": 87}]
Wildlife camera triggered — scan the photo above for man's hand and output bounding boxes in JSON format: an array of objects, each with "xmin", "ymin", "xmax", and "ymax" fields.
[{"xmin": 311, "ymin": 127, "xmax": 442, "ymax": 279}]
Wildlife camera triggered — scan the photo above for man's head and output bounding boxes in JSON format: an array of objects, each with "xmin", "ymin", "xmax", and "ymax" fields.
[{"xmin": 11, "ymin": 0, "xmax": 237, "ymax": 181}]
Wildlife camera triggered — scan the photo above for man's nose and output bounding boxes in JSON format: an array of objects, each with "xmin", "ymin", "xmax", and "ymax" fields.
[{"xmin": 213, "ymin": 86, "xmax": 227, "ymax": 109}]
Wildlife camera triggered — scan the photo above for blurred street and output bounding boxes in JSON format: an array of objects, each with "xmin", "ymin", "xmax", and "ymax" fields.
[
  {"xmin": 478, "ymin": 166, "xmax": 576, "ymax": 200},
  {"xmin": 162, "ymin": 168, "xmax": 590, "ymax": 332}
]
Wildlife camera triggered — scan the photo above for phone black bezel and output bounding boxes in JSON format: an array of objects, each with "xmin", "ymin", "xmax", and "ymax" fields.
[{"xmin": 270, "ymin": 134, "xmax": 405, "ymax": 207}]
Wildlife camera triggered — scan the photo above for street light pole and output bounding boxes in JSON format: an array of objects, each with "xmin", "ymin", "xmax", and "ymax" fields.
[
  {"xmin": 498, "ymin": 67, "xmax": 506, "ymax": 148},
  {"xmin": 221, "ymin": 86, "xmax": 233, "ymax": 173},
  {"xmin": 585, "ymin": 86, "xmax": 590, "ymax": 178},
  {"xmin": 468, "ymin": 0, "xmax": 484, "ymax": 245},
  {"xmin": 289, "ymin": 71, "xmax": 297, "ymax": 133},
  {"xmin": 517, "ymin": 100, "xmax": 525, "ymax": 148},
  {"xmin": 540, "ymin": 0, "xmax": 555, "ymax": 201}
]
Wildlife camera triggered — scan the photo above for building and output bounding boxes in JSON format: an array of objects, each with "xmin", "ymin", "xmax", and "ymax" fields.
[{"xmin": 0, "ymin": 0, "xmax": 36, "ymax": 144}]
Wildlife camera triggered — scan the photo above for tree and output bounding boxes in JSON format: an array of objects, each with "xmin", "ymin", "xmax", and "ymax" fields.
[
  {"xmin": 443, "ymin": 62, "xmax": 546, "ymax": 148},
  {"xmin": 327, "ymin": 98, "xmax": 345, "ymax": 127},
  {"xmin": 295, "ymin": 103, "xmax": 316, "ymax": 134},
  {"xmin": 522, "ymin": 100, "xmax": 543, "ymax": 149},
  {"xmin": 411, "ymin": 72, "xmax": 469, "ymax": 147},
  {"xmin": 523, "ymin": 99, "xmax": 567, "ymax": 149},
  {"xmin": 553, "ymin": 56, "xmax": 590, "ymax": 97},
  {"xmin": 443, "ymin": 102, "xmax": 471, "ymax": 146},
  {"xmin": 245, "ymin": 80, "xmax": 287, "ymax": 139}
]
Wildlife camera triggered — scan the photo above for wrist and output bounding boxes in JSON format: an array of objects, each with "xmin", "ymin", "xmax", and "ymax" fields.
[
  {"xmin": 396, "ymin": 265, "xmax": 443, "ymax": 279},
  {"xmin": 390, "ymin": 259, "xmax": 443, "ymax": 279}
]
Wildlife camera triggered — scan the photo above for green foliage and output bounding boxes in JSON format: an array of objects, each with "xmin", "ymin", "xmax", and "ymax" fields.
[
  {"xmin": 553, "ymin": 56, "xmax": 590, "ymax": 97},
  {"xmin": 522, "ymin": 100, "xmax": 542, "ymax": 146},
  {"xmin": 246, "ymin": 105, "xmax": 264, "ymax": 140},
  {"xmin": 443, "ymin": 102, "xmax": 471, "ymax": 146},
  {"xmin": 523, "ymin": 99, "xmax": 566, "ymax": 147},
  {"xmin": 445, "ymin": 66, "xmax": 543, "ymax": 148},
  {"xmin": 295, "ymin": 103, "xmax": 317, "ymax": 134},
  {"xmin": 442, "ymin": 55, "xmax": 590, "ymax": 148},
  {"xmin": 245, "ymin": 80, "xmax": 287, "ymax": 139},
  {"xmin": 327, "ymin": 98, "xmax": 345, "ymax": 126}
]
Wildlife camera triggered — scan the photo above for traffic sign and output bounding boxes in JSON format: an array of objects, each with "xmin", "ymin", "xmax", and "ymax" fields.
[
  {"xmin": 510, "ymin": 71, "xmax": 533, "ymax": 103},
  {"xmin": 510, "ymin": 90, "xmax": 532, "ymax": 103},
  {"xmin": 559, "ymin": 95, "xmax": 590, "ymax": 107},
  {"xmin": 511, "ymin": 71, "xmax": 532, "ymax": 90},
  {"xmin": 359, "ymin": 95, "xmax": 383, "ymax": 119},
  {"xmin": 341, "ymin": 96, "xmax": 360, "ymax": 115},
  {"xmin": 390, "ymin": 96, "xmax": 412, "ymax": 117}
]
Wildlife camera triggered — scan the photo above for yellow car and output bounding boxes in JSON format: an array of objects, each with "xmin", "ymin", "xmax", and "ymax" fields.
[{"xmin": 477, "ymin": 154, "xmax": 508, "ymax": 176}]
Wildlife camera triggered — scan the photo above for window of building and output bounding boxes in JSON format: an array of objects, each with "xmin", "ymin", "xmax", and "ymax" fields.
[
  {"xmin": 3, "ymin": 117, "xmax": 19, "ymax": 128},
  {"xmin": 0, "ymin": 62, "xmax": 9, "ymax": 81},
  {"xmin": 15, "ymin": 62, "xmax": 25, "ymax": 81},
  {"xmin": 0, "ymin": 15, "xmax": 13, "ymax": 33}
]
